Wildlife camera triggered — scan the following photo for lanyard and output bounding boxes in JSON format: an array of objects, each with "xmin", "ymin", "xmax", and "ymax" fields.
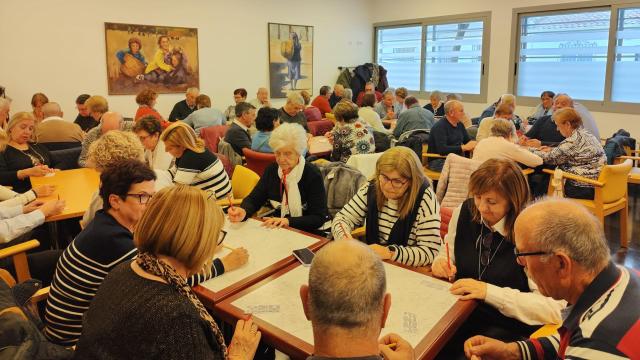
[{"xmin": 279, "ymin": 171, "xmax": 289, "ymax": 217}]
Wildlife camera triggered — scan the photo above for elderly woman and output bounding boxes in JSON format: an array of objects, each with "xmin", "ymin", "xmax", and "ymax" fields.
[
  {"xmin": 531, "ymin": 108, "xmax": 606, "ymax": 199},
  {"xmin": 0, "ymin": 112, "xmax": 56, "ymax": 193},
  {"xmin": 133, "ymin": 116, "xmax": 173, "ymax": 170},
  {"xmin": 374, "ymin": 89, "xmax": 402, "ymax": 120},
  {"xmin": 31, "ymin": 92, "xmax": 49, "ymax": 122},
  {"xmin": 358, "ymin": 93, "xmax": 388, "ymax": 133},
  {"xmin": 431, "ymin": 159, "xmax": 564, "ymax": 358},
  {"xmin": 332, "ymin": 146, "xmax": 441, "ymax": 267},
  {"xmin": 528, "ymin": 90, "xmax": 555, "ymax": 124},
  {"xmin": 251, "ymin": 107, "xmax": 280, "ymax": 153},
  {"xmin": 423, "ymin": 90, "xmax": 445, "ymax": 117},
  {"xmin": 134, "ymin": 89, "xmax": 164, "ymax": 123},
  {"xmin": 84, "ymin": 95, "xmax": 109, "ymax": 123},
  {"xmin": 228, "ymin": 123, "xmax": 329, "ymax": 232},
  {"xmin": 224, "ymin": 88, "xmax": 247, "ymax": 122},
  {"xmin": 161, "ymin": 121, "xmax": 231, "ymax": 199},
  {"xmin": 74, "ymin": 185, "xmax": 259, "ymax": 359},
  {"xmin": 473, "ymin": 119, "xmax": 542, "ymax": 168},
  {"xmin": 329, "ymin": 100, "xmax": 375, "ymax": 163},
  {"xmin": 279, "ymin": 91, "xmax": 308, "ymax": 131}
]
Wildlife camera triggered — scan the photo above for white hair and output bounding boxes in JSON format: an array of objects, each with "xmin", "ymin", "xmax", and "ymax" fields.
[
  {"xmin": 186, "ymin": 87, "xmax": 199, "ymax": 95},
  {"xmin": 343, "ymin": 89, "xmax": 353, "ymax": 101},
  {"xmin": 269, "ymin": 123, "xmax": 307, "ymax": 155},
  {"xmin": 286, "ymin": 91, "xmax": 304, "ymax": 106}
]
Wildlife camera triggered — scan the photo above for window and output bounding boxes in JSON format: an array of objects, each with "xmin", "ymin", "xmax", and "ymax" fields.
[
  {"xmin": 612, "ymin": 7, "xmax": 640, "ymax": 103},
  {"xmin": 516, "ymin": 9, "xmax": 611, "ymax": 101},
  {"xmin": 376, "ymin": 25, "xmax": 422, "ymax": 91},
  {"xmin": 375, "ymin": 13, "xmax": 490, "ymax": 102},
  {"xmin": 512, "ymin": 2, "xmax": 640, "ymax": 111}
]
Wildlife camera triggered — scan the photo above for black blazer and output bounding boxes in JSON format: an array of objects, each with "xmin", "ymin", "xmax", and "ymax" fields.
[
  {"xmin": 240, "ymin": 162, "xmax": 328, "ymax": 232},
  {"xmin": 224, "ymin": 122, "xmax": 252, "ymax": 155}
]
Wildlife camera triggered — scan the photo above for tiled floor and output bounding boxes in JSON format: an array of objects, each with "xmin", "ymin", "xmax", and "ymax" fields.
[{"xmin": 605, "ymin": 188, "xmax": 640, "ymax": 270}]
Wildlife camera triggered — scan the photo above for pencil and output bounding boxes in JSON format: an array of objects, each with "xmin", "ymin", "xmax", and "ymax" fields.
[
  {"xmin": 222, "ymin": 244, "xmax": 236, "ymax": 251},
  {"xmin": 227, "ymin": 193, "xmax": 234, "ymax": 209},
  {"xmin": 446, "ymin": 241, "xmax": 451, "ymax": 271},
  {"xmin": 387, "ymin": 343, "xmax": 397, "ymax": 350}
]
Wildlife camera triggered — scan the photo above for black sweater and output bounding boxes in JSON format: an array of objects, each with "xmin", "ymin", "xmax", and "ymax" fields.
[
  {"xmin": 241, "ymin": 162, "xmax": 328, "ymax": 232},
  {"xmin": 0, "ymin": 143, "xmax": 55, "ymax": 193},
  {"xmin": 525, "ymin": 115, "xmax": 565, "ymax": 146},
  {"xmin": 74, "ymin": 262, "xmax": 223, "ymax": 360},
  {"xmin": 169, "ymin": 99, "xmax": 197, "ymax": 122}
]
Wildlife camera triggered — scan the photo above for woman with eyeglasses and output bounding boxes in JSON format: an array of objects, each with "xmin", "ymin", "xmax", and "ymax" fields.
[
  {"xmin": 228, "ymin": 123, "xmax": 328, "ymax": 233},
  {"xmin": 331, "ymin": 146, "xmax": 441, "ymax": 267},
  {"xmin": 161, "ymin": 121, "xmax": 231, "ymax": 200},
  {"xmin": 431, "ymin": 159, "xmax": 564, "ymax": 359}
]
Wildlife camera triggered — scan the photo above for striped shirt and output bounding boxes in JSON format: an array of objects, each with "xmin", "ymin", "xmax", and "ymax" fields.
[
  {"xmin": 169, "ymin": 148, "xmax": 232, "ymax": 199},
  {"xmin": 331, "ymin": 183, "xmax": 441, "ymax": 267},
  {"xmin": 517, "ymin": 263, "xmax": 640, "ymax": 360},
  {"xmin": 44, "ymin": 210, "xmax": 224, "ymax": 346}
]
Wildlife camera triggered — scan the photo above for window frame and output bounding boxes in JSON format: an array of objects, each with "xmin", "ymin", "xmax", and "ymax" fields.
[
  {"xmin": 374, "ymin": 12, "xmax": 492, "ymax": 103},
  {"xmin": 509, "ymin": 0, "xmax": 640, "ymax": 114}
]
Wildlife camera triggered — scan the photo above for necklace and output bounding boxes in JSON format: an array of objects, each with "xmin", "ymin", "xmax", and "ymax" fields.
[
  {"xmin": 476, "ymin": 226, "xmax": 505, "ymax": 281},
  {"xmin": 15, "ymin": 145, "xmax": 45, "ymax": 166}
]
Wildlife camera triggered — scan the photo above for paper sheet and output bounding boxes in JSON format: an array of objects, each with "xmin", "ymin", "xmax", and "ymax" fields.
[
  {"xmin": 200, "ymin": 218, "xmax": 319, "ymax": 292},
  {"xmin": 231, "ymin": 262, "xmax": 459, "ymax": 347}
]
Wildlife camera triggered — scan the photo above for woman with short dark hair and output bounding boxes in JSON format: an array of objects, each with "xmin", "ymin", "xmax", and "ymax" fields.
[
  {"xmin": 133, "ymin": 116, "xmax": 173, "ymax": 170},
  {"xmin": 224, "ymin": 88, "xmax": 248, "ymax": 122},
  {"xmin": 329, "ymin": 100, "xmax": 375, "ymax": 163},
  {"xmin": 251, "ymin": 107, "xmax": 280, "ymax": 153},
  {"xmin": 134, "ymin": 89, "xmax": 164, "ymax": 123}
]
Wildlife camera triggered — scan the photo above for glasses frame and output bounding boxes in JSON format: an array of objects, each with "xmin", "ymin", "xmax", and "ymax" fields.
[
  {"xmin": 378, "ymin": 173, "xmax": 409, "ymax": 189},
  {"xmin": 126, "ymin": 193, "xmax": 153, "ymax": 204},
  {"xmin": 513, "ymin": 248, "xmax": 551, "ymax": 258}
]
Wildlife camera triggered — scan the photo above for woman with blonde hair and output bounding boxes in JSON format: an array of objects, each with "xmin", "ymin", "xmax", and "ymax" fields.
[
  {"xmin": 74, "ymin": 185, "xmax": 260, "ymax": 359},
  {"xmin": 332, "ymin": 146, "xmax": 441, "ymax": 267},
  {"xmin": 0, "ymin": 112, "xmax": 56, "ymax": 193},
  {"xmin": 431, "ymin": 159, "xmax": 564, "ymax": 358},
  {"xmin": 161, "ymin": 121, "xmax": 231, "ymax": 199}
]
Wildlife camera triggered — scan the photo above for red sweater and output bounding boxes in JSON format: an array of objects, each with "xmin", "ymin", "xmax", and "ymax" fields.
[{"xmin": 311, "ymin": 95, "xmax": 332, "ymax": 116}]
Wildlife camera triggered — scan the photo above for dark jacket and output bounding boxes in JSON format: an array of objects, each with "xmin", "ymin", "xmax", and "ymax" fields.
[
  {"xmin": 224, "ymin": 122, "xmax": 252, "ymax": 155},
  {"xmin": 240, "ymin": 162, "xmax": 329, "ymax": 232},
  {"xmin": 525, "ymin": 115, "xmax": 565, "ymax": 146},
  {"xmin": 0, "ymin": 143, "xmax": 56, "ymax": 193},
  {"xmin": 168, "ymin": 99, "xmax": 197, "ymax": 122}
]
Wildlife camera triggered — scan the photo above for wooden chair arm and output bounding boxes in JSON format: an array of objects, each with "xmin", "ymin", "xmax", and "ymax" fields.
[
  {"xmin": 351, "ymin": 226, "xmax": 365, "ymax": 239},
  {"xmin": 615, "ymin": 155, "xmax": 640, "ymax": 162},
  {"xmin": 542, "ymin": 169, "xmax": 604, "ymax": 187},
  {"xmin": 0, "ymin": 240, "xmax": 40, "ymax": 259},
  {"xmin": 422, "ymin": 152, "xmax": 447, "ymax": 159},
  {"xmin": 522, "ymin": 168, "xmax": 534, "ymax": 175},
  {"xmin": 30, "ymin": 286, "xmax": 50, "ymax": 303}
]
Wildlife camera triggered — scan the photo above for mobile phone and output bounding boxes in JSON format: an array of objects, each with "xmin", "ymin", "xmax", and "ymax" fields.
[{"xmin": 292, "ymin": 248, "xmax": 315, "ymax": 266}]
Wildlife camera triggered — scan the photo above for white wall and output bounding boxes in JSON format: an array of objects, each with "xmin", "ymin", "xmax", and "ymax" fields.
[
  {"xmin": 371, "ymin": 0, "xmax": 640, "ymax": 137},
  {"xmin": 0, "ymin": 0, "xmax": 373, "ymax": 119}
]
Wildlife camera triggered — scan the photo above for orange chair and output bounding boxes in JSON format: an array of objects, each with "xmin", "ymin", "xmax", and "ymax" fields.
[
  {"xmin": 544, "ymin": 160, "xmax": 632, "ymax": 247},
  {"xmin": 242, "ymin": 148, "xmax": 276, "ymax": 177}
]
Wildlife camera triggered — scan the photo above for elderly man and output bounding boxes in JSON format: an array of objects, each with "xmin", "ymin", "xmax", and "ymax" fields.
[
  {"xmin": 375, "ymin": 89, "xmax": 402, "ymax": 121},
  {"xmin": 356, "ymin": 82, "xmax": 383, "ymax": 107},
  {"xmin": 35, "ymin": 102, "xmax": 84, "ymax": 148},
  {"xmin": 279, "ymin": 92, "xmax": 308, "ymax": 131},
  {"xmin": 311, "ymin": 86, "xmax": 332, "ymax": 116},
  {"xmin": 427, "ymin": 100, "xmax": 476, "ymax": 171},
  {"xmin": 300, "ymin": 240, "xmax": 414, "ymax": 360},
  {"xmin": 465, "ymin": 198, "xmax": 640, "ymax": 360},
  {"xmin": 329, "ymin": 84, "xmax": 344, "ymax": 108},
  {"xmin": 224, "ymin": 102, "xmax": 256, "ymax": 156},
  {"xmin": 78, "ymin": 112, "xmax": 133, "ymax": 167},
  {"xmin": 0, "ymin": 97, "xmax": 10, "ymax": 128},
  {"xmin": 168, "ymin": 87, "xmax": 199, "ymax": 121},
  {"xmin": 392, "ymin": 96, "xmax": 434, "ymax": 139},
  {"xmin": 249, "ymin": 87, "xmax": 271, "ymax": 109},
  {"xmin": 73, "ymin": 94, "xmax": 98, "ymax": 132}
]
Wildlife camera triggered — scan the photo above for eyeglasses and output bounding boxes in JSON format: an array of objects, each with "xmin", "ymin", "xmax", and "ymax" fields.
[
  {"xmin": 378, "ymin": 174, "xmax": 408, "ymax": 189},
  {"xmin": 218, "ymin": 230, "xmax": 227, "ymax": 245},
  {"xmin": 514, "ymin": 248, "xmax": 550, "ymax": 259},
  {"xmin": 479, "ymin": 232, "xmax": 494, "ymax": 266},
  {"xmin": 126, "ymin": 193, "xmax": 153, "ymax": 204}
]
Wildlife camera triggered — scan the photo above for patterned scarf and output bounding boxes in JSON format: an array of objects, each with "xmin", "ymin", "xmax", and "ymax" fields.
[{"xmin": 136, "ymin": 252, "xmax": 227, "ymax": 356}]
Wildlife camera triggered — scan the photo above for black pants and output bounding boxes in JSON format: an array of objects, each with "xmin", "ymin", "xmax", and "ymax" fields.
[
  {"xmin": 564, "ymin": 183, "xmax": 595, "ymax": 200},
  {"xmin": 429, "ymin": 158, "xmax": 446, "ymax": 172}
]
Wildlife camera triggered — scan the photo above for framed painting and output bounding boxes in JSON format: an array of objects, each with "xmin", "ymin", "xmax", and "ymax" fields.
[
  {"xmin": 268, "ymin": 23, "xmax": 313, "ymax": 98},
  {"xmin": 104, "ymin": 22, "xmax": 199, "ymax": 95}
]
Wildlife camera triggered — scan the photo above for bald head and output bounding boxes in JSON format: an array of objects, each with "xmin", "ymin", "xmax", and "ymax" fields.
[
  {"xmin": 100, "ymin": 112, "xmax": 123, "ymax": 134},
  {"xmin": 307, "ymin": 241, "xmax": 386, "ymax": 330},
  {"xmin": 553, "ymin": 94, "xmax": 574, "ymax": 111},
  {"xmin": 42, "ymin": 102, "xmax": 62, "ymax": 118},
  {"xmin": 516, "ymin": 198, "xmax": 610, "ymax": 271}
]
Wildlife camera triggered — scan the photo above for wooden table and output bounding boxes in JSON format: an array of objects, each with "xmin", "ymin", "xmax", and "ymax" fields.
[
  {"xmin": 193, "ymin": 219, "xmax": 328, "ymax": 307},
  {"xmin": 30, "ymin": 168, "xmax": 100, "ymax": 222},
  {"xmin": 215, "ymin": 261, "xmax": 476, "ymax": 360},
  {"xmin": 308, "ymin": 136, "xmax": 332, "ymax": 157}
]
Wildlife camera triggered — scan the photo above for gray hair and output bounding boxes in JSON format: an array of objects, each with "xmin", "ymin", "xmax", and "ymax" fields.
[
  {"xmin": 286, "ymin": 91, "xmax": 304, "ymax": 106},
  {"xmin": 490, "ymin": 119, "xmax": 518, "ymax": 141},
  {"xmin": 554, "ymin": 93, "xmax": 574, "ymax": 107},
  {"xmin": 308, "ymin": 241, "xmax": 386, "ymax": 329},
  {"xmin": 186, "ymin": 87, "xmax": 199, "ymax": 95},
  {"xmin": 499, "ymin": 94, "xmax": 516, "ymax": 107},
  {"xmin": 382, "ymin": 89, "xmax": 395, "ymax": 98},
  {"xmin": 527, "ymin": 198, "xmax": 610, "ymax": 271},
  {"xmin": 430, "ymin": 90, "xmax": 443, "ymax": 101},
  {"xmin": 447, "ymin": 93, "xmax": 462, "ymax": 101},
  {"xmin": 269, "ymin": 122, "xmax": 307, "ymax": 155},
  {"xmin": 343, "ymin": 88, "xmax": 353, "ymax": 101},
  {"xmin": 444, "ymin": 100, "xmax": 462, "ymax": 114}
]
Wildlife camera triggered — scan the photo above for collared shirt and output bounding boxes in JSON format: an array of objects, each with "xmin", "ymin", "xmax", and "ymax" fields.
[
  {"xmin": 517, "ymin": 262, "xmax": 640, "ymax": 359},
  {"xmin": 41, "ymin": 115, "xmax": 64, "ymax": 123},
  {"xmin": 233, "ymin": 119, "xmax": 249, "ymax": 132},
  {"xmin": 392, "ymin": 105, "xmax": 435, "ymax": 139},
  {"xmin": 182, "ymin": 107, "xmax": 226, "ymax": 135}
]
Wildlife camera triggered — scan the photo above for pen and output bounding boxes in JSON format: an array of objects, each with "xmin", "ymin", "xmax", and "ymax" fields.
[
  {"xmin": 227, "ymin": 193, "xmax": 234, "ymax": 209},
  {"xmin": 387, "ymin": 343, "xmax": 397, "ymax": 350},
  {"xmin": 446, "ymin": 241, "xmax": 451, "ymax": 271}
]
